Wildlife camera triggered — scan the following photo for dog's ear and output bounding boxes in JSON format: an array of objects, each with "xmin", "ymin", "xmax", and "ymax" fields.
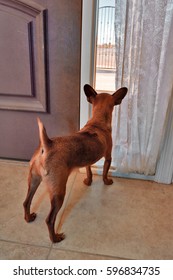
[
  {"xmin": 112, "ymin": 87, "xmax": 128, "ymax": 105},
  {"xmin": 84, "ymin": 84, "xmax": 97, "ymax": 103}
]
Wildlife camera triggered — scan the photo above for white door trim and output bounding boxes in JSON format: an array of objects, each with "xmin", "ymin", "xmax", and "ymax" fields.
[{"xmin": 80, "ymin": 0, "xmax": 97, "ymax": 128}]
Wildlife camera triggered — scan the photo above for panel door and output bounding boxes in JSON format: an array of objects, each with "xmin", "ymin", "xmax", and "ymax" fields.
[{"xmin": 0, "ymin": 0, "xmax": 82, "ymax": 160}]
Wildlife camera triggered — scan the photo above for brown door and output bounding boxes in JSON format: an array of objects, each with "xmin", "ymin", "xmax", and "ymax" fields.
[{"xmin": 0, "ymin": 0, "xmax": 81, "ymax": 160}]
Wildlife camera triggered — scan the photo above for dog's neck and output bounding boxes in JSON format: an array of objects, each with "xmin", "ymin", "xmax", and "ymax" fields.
[{"xmin": 86, "ymin": 109, "xmax": 113, "ymax": 132}]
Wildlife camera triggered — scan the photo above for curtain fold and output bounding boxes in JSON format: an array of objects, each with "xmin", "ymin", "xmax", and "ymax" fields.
[{"xmin": 112, "ymin": 0, "xmax": 173, "ymax": 175}]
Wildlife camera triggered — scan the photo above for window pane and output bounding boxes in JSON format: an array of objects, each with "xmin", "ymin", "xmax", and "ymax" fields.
[{"xmin": 95, "ymin": 0, "xmax": 115, "ymax": 92}]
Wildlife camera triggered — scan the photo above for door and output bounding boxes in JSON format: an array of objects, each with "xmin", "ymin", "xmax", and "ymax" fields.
[{"xmin": 0, "ymin": 0, "xmax": 82, "ymax": 160}]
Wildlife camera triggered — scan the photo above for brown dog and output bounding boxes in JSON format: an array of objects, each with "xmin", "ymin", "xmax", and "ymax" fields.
[{"xmin": 23, "ymin": 84, "xmax": 127, "ymax": 243}]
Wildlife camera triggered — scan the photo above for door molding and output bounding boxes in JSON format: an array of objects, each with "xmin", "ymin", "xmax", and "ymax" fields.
[{"xmin": 0, "ymin": 0, "xmax": 48, "ymax": 112}]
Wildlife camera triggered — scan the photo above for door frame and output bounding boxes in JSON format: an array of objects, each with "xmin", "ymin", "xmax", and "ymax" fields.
[{"xmin": 80, "ymin": 0, "xmax": 97, "ymax": 129}]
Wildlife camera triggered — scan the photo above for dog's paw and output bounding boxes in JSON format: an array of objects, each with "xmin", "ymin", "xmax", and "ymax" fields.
[
  {"xmin": 25, "ymin": 212, "xmax": 37, "ymax": 223},
  {"xmin": 83, "ymin": 178, "xmax": 92, "ymax": 186},
  {"xmin": 103, "ymin": 178, "xmax": 113, "ymax": 185},
  {"xmin": 52, "ymin": 232, "xmax": 65, "ymax": 243}
]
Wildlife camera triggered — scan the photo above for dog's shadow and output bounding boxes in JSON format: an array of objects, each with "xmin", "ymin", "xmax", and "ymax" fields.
[{"xmin": 56, "ymin": 172, "xmax": 90, "ymax": 234}]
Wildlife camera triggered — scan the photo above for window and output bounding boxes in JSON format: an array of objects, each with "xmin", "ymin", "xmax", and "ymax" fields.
[
  {"xmin": 95, "ymin": 0, "xmax": 115, "ymax": 92},
  {"xmin": 80, "ymin": 0, "xmax": 115, "ymax": 128}
]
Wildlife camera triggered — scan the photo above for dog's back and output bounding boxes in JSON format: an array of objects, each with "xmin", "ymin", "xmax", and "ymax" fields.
[{"xmin": 33, "ymin": 118, "xmax": 110, "ymax": 174}]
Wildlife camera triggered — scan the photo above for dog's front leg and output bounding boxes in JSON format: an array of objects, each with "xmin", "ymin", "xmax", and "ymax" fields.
[
  {"xmin": 103, "ymin": 157, "xmax": 113, "ymax": 185},
  {"xmin": 46, "ymin": 194, "xmax": 65, "ymax": 243},
  {"xmin": 83, "ymin": 165, "xmax": 93, "ymax": 186}
]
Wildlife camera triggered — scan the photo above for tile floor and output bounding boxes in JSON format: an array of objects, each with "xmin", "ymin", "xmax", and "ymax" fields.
[{"xmin": 0, "ymin": 160, "xmax": 173, "ymax": 260}]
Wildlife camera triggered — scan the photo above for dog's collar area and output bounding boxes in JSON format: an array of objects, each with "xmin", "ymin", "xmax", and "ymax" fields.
[{"xmin": 90, "ymin": 124, "xmax": 112, "ymax": 133}]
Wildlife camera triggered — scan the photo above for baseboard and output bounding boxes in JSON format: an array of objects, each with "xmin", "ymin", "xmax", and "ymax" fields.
[{"xmin": 80, "ymin": 165, "xmax": 154, "ymax": 182}]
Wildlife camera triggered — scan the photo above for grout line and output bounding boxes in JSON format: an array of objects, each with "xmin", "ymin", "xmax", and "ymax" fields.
[
  {"xmin": 0, "ymin": 233, "xmax": 131, "ymax": 260},
  {"xmin": 45, "ymin": 245, "xmax": 54, "ymax": 260},
  {"xmin": 48, "ymin": 247, "xmax": 132, "ymax": 260},
  {"xmin": 0, "ymin": 238, "xmax": 132, "ymax": 260},
  {"xmin": 0, "ymin": 238, "xmax": 52, "ymax": 250}
]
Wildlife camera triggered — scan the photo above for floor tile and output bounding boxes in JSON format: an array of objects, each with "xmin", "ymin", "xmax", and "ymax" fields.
[
  {"xmin": 54, "ymin": 173, "xmax": 173, "ymax": 260},
  {"xmin": 0, "ymin": 240, "xmax": 50, "ymax": 260},
  {"xmin": 0, "ymin": 161, "xmax": 76, "ymax": 247},
  {"xmin": 1, "ymin": 161, "xmax": 173, "ymax": 260}
]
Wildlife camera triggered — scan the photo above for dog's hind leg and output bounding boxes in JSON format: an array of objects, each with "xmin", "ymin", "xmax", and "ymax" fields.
[
  {"xmin": 46, "ymin": 194, "xmax": 65, "ymax": 242},
  {"xmin": 83, "ymin": 165, "xmax": 93, "ymax": 186},
  {"xmin": 23, "ymin": 166, "xmax": 42, "ymax": 223},
  {"xmin": 45, "ymin": 171, "xmax": 68, "ymax": 243}
]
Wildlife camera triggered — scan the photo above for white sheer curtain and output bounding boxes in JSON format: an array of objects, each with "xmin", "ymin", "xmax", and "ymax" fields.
[{"xmin": 112, "ymin": 0, "xmax": 173, "ymax": 176}]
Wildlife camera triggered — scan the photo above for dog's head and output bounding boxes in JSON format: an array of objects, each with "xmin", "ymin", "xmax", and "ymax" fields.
[{"xmin": 84, "ymin": 84, "xmax": 128, "ymax": 107}]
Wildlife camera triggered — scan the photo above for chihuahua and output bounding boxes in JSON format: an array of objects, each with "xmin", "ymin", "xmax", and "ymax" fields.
[{"xmin": 23, "ymin": 84, "xmax": 127, "ymax": 242}]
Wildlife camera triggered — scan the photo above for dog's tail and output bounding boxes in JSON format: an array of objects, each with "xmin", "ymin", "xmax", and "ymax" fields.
[{"xmin": 37, "ymin": 118, "xmax": 52, "ymax": 150}]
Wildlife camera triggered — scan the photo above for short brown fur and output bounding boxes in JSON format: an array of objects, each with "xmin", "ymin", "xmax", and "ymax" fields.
[{"xmin": 23, "ymin": 84, "xmax": 127, "ymax": 243}]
